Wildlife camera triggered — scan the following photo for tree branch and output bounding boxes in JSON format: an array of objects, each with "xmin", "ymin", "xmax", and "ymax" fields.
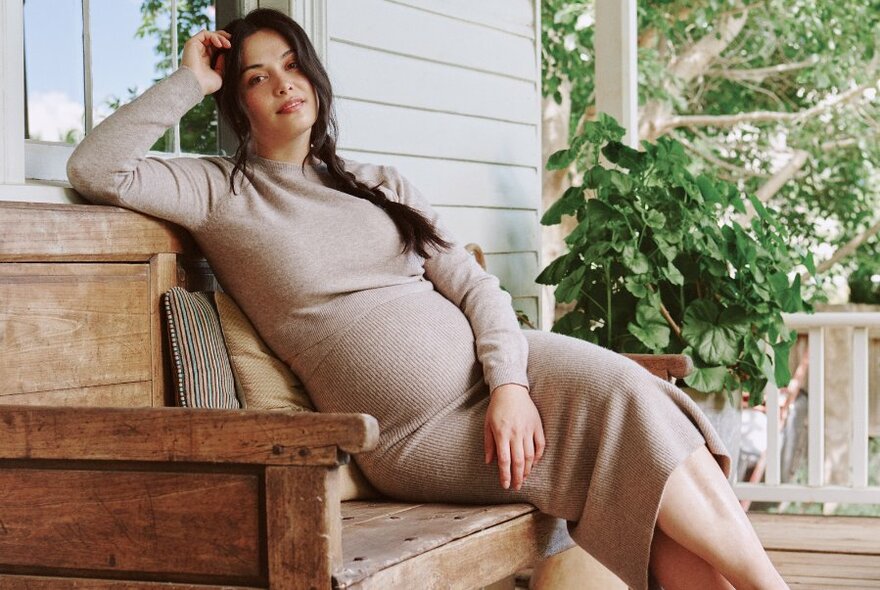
[
  {"xmin": 741, "ymin": 132, "xmax": 871, "ymax": 223},
  {"xmin": 802, "ymin": 218, "xmax": 880, "ymax": 280},
  {"xmin": 718, "ymin": 0, "xmax": 767, "ymax": 18},
  {"xmin": 669, "ymin": 8, "xmax": 751, "ymax": 83},
  {"xmin": 739, "ymin": 149, "xmax": 810, "ymax": 223},
  {"xmin": 659, "ymin": 82, "xmax": 875, "ymax": 132},
  {"xmin": 821, "ymin": 137, "xmax": 860, "ymax": 151},
  {"xmin": 640, "ymin": 4, "xmax": 752, "ymax": 140},
  {"xmin": 707, "ymin": 56, "xmax": 820, "ymax": 82},
  {"xmin": 676, "ymin": 133, "xmax": 769, "ymax": 179},
  {"xmin": 733, "ymin": 77, "xmax": 788, "ymax": 108},
  {"xmin": 754, "ymin": 150, "xmax": 810, "ymax": 202}
]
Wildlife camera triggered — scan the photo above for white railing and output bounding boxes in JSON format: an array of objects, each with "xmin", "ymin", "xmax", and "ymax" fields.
[{"xmin": 734, "ymin": 312, "xmax": 880, "ymax": 505}]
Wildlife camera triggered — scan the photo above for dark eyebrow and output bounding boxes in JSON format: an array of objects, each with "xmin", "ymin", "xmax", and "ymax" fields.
[{"xmin": 241, "ymin": 49, "xmax": 295, "ymax": 75}]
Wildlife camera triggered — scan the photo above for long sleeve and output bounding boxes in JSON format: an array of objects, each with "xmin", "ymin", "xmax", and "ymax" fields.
[
  {"xmin": 66, "ymin": 66, "xmax": 229, "ymax": 230},
  {"xmin": 382, "ymin": 165, "xmax": 530, "ymax": 394}
]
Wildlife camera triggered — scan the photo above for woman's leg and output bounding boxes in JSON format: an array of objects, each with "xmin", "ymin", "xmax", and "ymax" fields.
[
  {"xmin": 655, "ymin": 444, "xmax": 789, "ymax": 590},
  {"xmin": 650, "ymin": 527, "xmax": 736, "ymax": 590}
]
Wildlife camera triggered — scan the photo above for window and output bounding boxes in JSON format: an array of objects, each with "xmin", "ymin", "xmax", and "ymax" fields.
[{"xmin": 21, "ymin": 0, "xmax": 244, "ymax": 182}]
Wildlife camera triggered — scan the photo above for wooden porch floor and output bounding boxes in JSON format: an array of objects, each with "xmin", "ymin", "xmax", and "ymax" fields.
[
  {"xmin": 749, "ymin": 512, "xmax": 880, "ymax": 589},
  {"xmin": 500, "ymin": 513, "xmax": 880, "ymax": 590}
]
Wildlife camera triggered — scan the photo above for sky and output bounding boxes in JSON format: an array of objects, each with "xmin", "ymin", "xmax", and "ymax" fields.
[{"xmin": 24, "ymin": 0, "xmax": 212, "ymax": 141}]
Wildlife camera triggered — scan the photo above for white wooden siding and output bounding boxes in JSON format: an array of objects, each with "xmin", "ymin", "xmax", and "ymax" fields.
[
  {"xmin": 0, "ymin": 1, "xmax": 25, "ymax": 185},
  {"xmin": 435, "ymin": 208, "xmax": 538, "ymax": 254},
  {"xmin": 336, "ymin": 100, "xmax": 535, "ymax": 165},
  {"xmin": 328, "ymin": 0, "xmax": 536, "ymax": 80},
  {"xmin": 485, "ymin": 252, "xmax": 542, "ymax": 305},
  {"xmin": 389, "ymin": 0, "xmax": 535, "ymax": 38},
  {"xmin": 355, "ymin": 155, "xmax": 536, "ymax": 210},
  {"xmin": 329, "ymin": 42, "xmax": 535, "ymax": 124},
  {"xmin": 0, "ymin": 0, "xmax": 543, "ymax": 324},
  {"xmin": 330, "ymin": 0, "xmax": 542, "ymax": 325}
]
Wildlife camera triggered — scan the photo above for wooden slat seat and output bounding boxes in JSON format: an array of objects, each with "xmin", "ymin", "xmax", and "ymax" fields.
[{"xmin": 336, "ymin": 501, "xmax": 572, "ymax": 589}]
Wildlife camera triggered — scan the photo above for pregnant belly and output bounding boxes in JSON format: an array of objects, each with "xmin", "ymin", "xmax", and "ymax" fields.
[{"xmin": 302, "ymin": 290, "xmax": 485, "ymax": 439}]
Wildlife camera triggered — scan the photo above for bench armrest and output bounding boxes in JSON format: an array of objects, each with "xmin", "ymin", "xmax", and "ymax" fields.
[
  {"xmin": 0, "ymin": 356, "xmax": 690, "ymax": 466},
  {"xmin": 623, "ymin": 353, "xmax": 693, "ymax": 381},
  {"xmin": 0, "ymin": 405, "xmax": 378, "ymax": 466}
]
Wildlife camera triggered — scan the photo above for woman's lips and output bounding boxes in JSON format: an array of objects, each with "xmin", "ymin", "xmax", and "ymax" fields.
[{"xmin": 277, "ymin": 99, "xmax": 305, "ymax": 114}]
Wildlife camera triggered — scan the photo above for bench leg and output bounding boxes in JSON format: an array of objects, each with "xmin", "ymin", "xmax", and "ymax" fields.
[{"xmin": 266, "ymin": 466, "xmax": 342, "ymax": 589}]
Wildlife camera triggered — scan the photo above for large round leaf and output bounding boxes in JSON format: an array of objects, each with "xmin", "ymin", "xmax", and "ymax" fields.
[{"xmin": 681, "ymin": 300, "xmax": 747, "ymax": 366}]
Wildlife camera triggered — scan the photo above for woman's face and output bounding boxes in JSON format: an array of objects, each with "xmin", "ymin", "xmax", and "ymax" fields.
[{"xmin": 238, "ymin": 28, "xmax": 318, "ymax": 158}]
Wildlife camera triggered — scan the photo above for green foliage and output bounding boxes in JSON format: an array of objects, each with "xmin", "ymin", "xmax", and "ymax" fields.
[
  {"xmin": 542, "ymin": 1, "xmax": 880, "ymax": 299},
  {"xmin": 848, "ymin": 238, "xmax": 880, "ymax": 304},
  {"xmin": 537, "ymin": 115, "xmax": 810, "ymax": 405},
  {"xmin": 137, "ymin": 0, "xmax": 214, "ymax": 75},
  {"xmin": 104, "ymin": 0, "xmax": 219, "ymax": 154},
  {"xmin": 138, "ymin": 0, "xmax": 218, "ymax": 154},
  {"xmin": 542, "ymin": 0, "xmax": 596, "ymax": 139}
]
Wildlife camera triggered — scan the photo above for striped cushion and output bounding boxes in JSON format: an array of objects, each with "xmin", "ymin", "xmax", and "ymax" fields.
[{"xmin": 162, "ymin": 287, "xmax": 240, "ymax": 409}]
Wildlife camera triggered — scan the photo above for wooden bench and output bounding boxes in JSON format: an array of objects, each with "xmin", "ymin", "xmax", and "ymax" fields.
[{"xmin": 0, "ymin": 201, "xmax": 693, "ymax": 589}]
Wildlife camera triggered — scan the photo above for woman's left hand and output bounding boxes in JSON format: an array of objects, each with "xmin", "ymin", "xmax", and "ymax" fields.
[{"xmin": 484, "ymin": 384, "xmax": 545, "ymax": 491}]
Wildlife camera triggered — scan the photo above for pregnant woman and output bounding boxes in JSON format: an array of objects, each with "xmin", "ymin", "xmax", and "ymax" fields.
[{"xmin": 67, "ymin": 8, "xmax": 788, "ymax": 590}]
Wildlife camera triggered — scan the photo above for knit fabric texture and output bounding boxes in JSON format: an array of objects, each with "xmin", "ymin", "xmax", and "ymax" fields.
[{"xmin": 67, "ymin": 65, "xmax": 732, "ymax": 590}]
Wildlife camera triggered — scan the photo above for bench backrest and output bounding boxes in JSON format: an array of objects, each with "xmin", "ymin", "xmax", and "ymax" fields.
[
  {"xmin": 0, "ymin": 201, "xmax": 206, "ymax": 409},
  {"xmin": 0, "ymin": 201, "xmax": 692, "ymax": 409}
]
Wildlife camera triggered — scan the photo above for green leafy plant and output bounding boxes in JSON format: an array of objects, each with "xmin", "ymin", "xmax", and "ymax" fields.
[
  {"xmin": 542, "ymin": 1, "xmax": 880, "ymax": 304},
  {"xmin": 104, "ymin": 0, "xmax": 219, "ymax": 155},
  {"xmin": 538, "ymin": 114, "xmax": 810, "ymax": 406},
  {"xmin": 848, "ymin": 239, "xmax": 880, "ymax": 304}
]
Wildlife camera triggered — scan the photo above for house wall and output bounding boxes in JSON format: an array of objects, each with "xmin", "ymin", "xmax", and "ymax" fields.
[
  {"xmin": 325, "ymin": 0, "xmax": 543, "ymax": 326},
  {"xmin": 0, "ymin": 0, "xmax": 543, "ymax": 326}
]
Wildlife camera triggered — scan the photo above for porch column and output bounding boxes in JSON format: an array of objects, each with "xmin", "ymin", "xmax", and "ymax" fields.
[{"xmin": 594, "ymin": 0, "xmax": 638, "ymax": 148}]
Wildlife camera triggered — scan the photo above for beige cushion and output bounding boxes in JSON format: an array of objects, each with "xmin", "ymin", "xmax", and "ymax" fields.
[
  {"xmin": 213, "ymin": 291, "xmax": 314, "ymax": 412},
  {"xmin": 213, "ymin": 291, "xmax": 382, "ymax": 500},
  {"xmin": 336, "ymin": 455, "xmax": 384, "ymax": 501}
]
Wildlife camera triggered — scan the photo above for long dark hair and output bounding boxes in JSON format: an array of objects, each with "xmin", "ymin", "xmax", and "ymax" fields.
[{"xmin": 213, "ymin": 8, "xmax": 451, "ymax": 259}]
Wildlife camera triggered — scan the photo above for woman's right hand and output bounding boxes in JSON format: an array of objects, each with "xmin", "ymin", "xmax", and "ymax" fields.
[{"xmin": 180, "ymin": 29, "xmax": 231, "ymax": 96}]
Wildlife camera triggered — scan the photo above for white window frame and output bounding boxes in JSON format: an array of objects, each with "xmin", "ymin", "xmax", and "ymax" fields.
[
  {"xmin": 24, "ymin": 0, "xmax": 235, "ymax": 184},
  {"xmin": 0, "ymin": 0, "xmax": 326, "ymax": 202},
  {"xmin": 0, "ymin": 1, "xmax": 26, "ymax": 187}
]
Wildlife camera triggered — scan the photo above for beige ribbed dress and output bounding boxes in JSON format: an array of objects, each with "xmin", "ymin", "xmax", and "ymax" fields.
[{"xmin": 67, "ymin": 66, "xmax": 732, "ymax": 590}]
